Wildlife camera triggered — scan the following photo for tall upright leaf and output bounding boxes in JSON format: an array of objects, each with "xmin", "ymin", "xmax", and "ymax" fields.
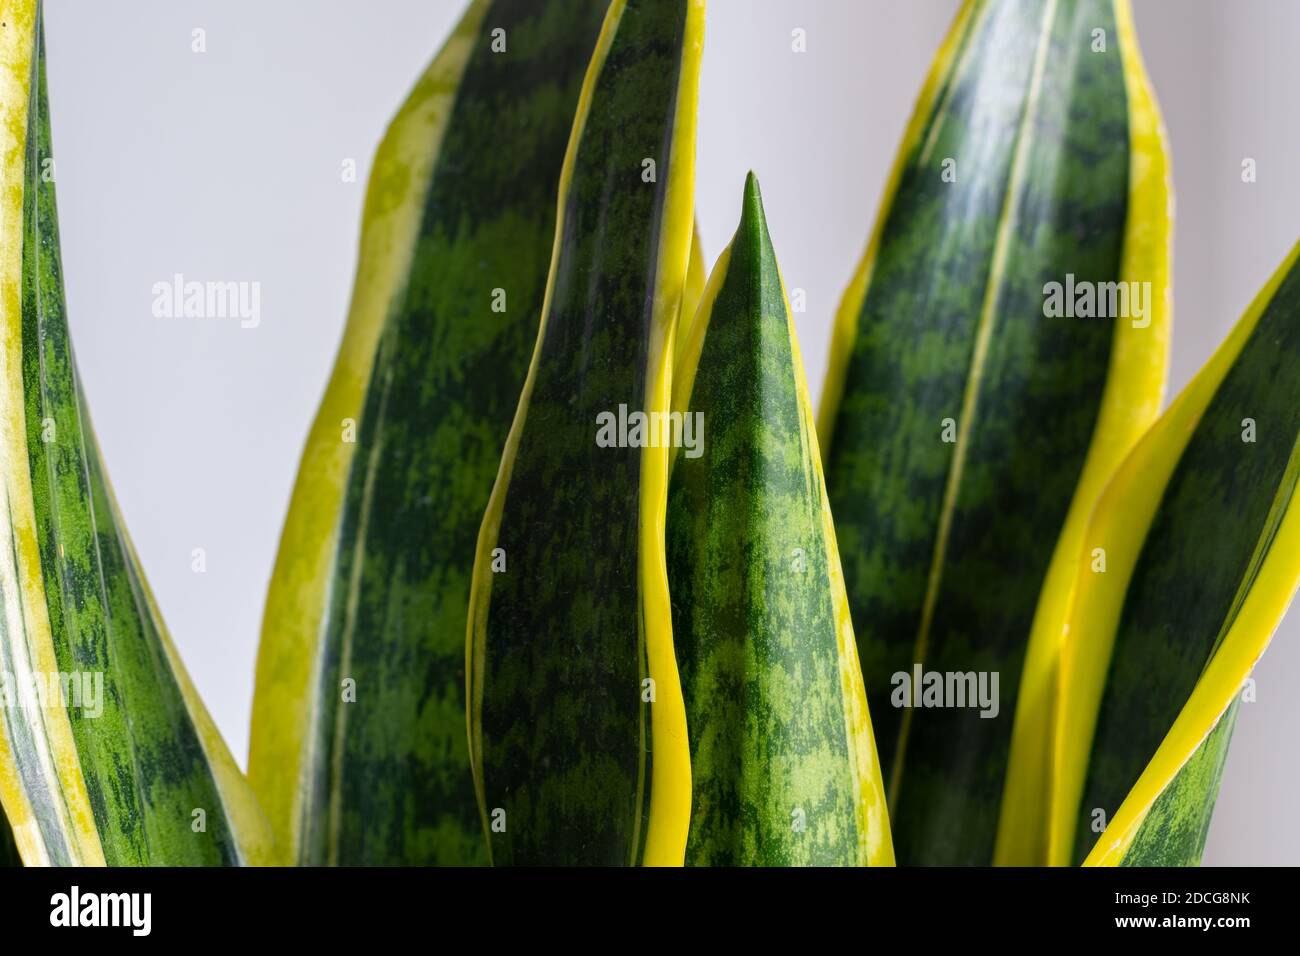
[
  {"xmin": 249, "ymin": 0, "xmax": 609, "ymax": 865},
  {"xmin": 466, "ymin": 0, "xmax": 703, "ymax": 867},
  {"xmin": 0, "ymin": 1, "xmax": 273, "ymax": 867},
  {"xmin": 1052, "ymin": 242, "xmax": 1300, "ymax": 866},
  {"xmin": 816, "ymin": 0, "xmax": 1171, "ymax": 864},
  {"xmin": 667, "ymin": 174, "xmax": 892, "ymax": 866}
]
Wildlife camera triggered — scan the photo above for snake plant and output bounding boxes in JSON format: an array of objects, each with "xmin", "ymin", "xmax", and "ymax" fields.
[
  {"xmin": 818, "ymin": 0, "xmax": 1171, "ymax": 866},
  {"xmin": 2, "ymin": 0, "xmax": 1294, "ymax": 868},
  {"xmin": 248, "ymin": 0, "xmax": 611, "ymax": 868},
  {"xmin": 0, "ymin": 0, "xmax": 273, "ymax": 866},
  {"xmin": 668, "ymin": 173, "xmax": 893, "ymax": 866}
]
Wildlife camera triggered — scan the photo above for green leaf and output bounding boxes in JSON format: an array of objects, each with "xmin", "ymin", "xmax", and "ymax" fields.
[
  {"xmin": 0, "ymin": 1, "xmax": 274, "ymax": 867},
  {"xmin": 816, "ymin": 0, "xmax": 1171, "ymax": 865},
  {"xmin": 667, "ymin": 174, "xmax": 893, "ymax": 866},
  {"xmin": 1052, "ymin": 242, "xmax": 1300, "ymax": 866},
  {"xmin": 1114, "ymin": 706, "xmax": 1237, "ymax": 867},
  {"xmin": 466, "ymin": 0, "xmax": 704, "ymax": 867},
  {"xmin": 248, "ymin": 0, "xmax": 610, "ymax": 865}
]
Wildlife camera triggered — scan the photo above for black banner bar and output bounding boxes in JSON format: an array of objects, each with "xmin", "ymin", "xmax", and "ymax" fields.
[{"xmin": 0, "ymin": 865, "xmax": 1278, "ymax": 942}]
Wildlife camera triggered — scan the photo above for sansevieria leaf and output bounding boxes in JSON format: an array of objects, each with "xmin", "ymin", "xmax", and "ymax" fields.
[
  {"xmin": 1052, "ymin": 241, "xmax": 1300, "ymax": 866},
  {"xmin": 467, "ymin": 0, "xmax": 703, "ymax": 866},
  {"xmin": 667, "ymin": 174, "xmax": 892, "ymax": 866},
  {"xmin": 249, "ymin": 0, "xmax": 609, "ymax": 865},
  {"xmin": 816, "ymin": 0, "xmax": 1171, "ymax": 865},
  {"xmin": 0, "ymin": 1, "xmax": 273, "ymax": 866}
]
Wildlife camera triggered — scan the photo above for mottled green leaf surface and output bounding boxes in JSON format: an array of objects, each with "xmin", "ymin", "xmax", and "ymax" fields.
[
  {"xmin": 468, "ymin": 0, "xmax": 699, "ymax": 866},
  {"xmin": 1118, "ymin": 705, "xmax": 1237, "ymax": 867},
  {"xmin": 1075, "ymin": 259, "xmax": 1300, "ymax": 865},
  {"xmin": 251, "ymin": 0, "xmax": 609, "ymax": 865},
  {"xmin": 819, "ymin": 0, "xmax": 1142, "ymax": 864},
  {"xmin": 0, "ymin": 5, "xmax": 271, "ymax": 866},
  {"xmin": 667, "ymin": 175, "xmax": 890, "ymax": 866},
  {"xmin": 307, "ymin": 0, "xmax": 610, "ymax": 867}
]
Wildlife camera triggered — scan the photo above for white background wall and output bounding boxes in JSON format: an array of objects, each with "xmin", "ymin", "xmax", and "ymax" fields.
[{"xmin": 42, "ymin": 0, "xmax": 1300, "ymax": 864}]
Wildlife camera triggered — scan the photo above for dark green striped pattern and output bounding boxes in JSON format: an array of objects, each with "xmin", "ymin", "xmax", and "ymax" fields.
[
  {"xmin": 301, "ymin": 0, "xmax": 608, "ymax": 865},
  {"xmin": 668, "ymin": 176, "xmax": 868, "ymax": 865},
  {"xmin": 475, "ymin": 0, "xmax": 690, "ymax": 866},
  {"xmin": 1076, "ymin": 259, "xmax": 1300, "ymax": 864},
  {"xmin": 821, "ymin": 0, "xmax": 1130, "ymax": 864},
  {"xmin": 18, "ymin": 14, "xmax": 240, "ymax": 866}
]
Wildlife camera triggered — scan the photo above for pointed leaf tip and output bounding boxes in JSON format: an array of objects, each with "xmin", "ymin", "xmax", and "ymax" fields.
[
  {"xmin": 733, "ymin": 172, "xmax": 778, "ymax": 276},
  {"xmin": 739, "ymin": 171, "xmax": 765, "ymax": 236}
]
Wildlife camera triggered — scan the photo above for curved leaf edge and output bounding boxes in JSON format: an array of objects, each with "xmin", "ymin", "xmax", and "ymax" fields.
[{"xmin": 1051, "ymin": 241, "xmax": 1300, "ymax": 867}]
